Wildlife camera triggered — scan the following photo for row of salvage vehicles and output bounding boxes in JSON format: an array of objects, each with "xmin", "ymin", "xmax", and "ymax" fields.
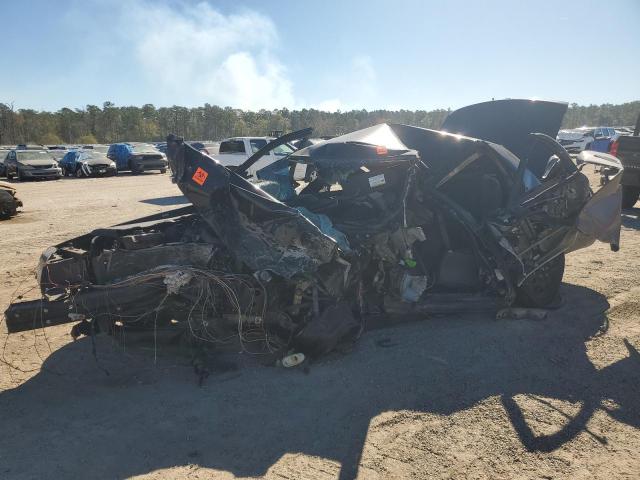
[
  {"xmin": 4, "ymin": 100, "xmax": 626, "ymax": 365},
  {"xmin": 0, "ymin": 143, "xmax": 170, "ymax": 220}
]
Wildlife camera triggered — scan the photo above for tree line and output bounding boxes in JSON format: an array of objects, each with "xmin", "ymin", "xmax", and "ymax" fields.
[{"xmin": 0, "ymin": 100, "xmax": 638, "ymax": 145}]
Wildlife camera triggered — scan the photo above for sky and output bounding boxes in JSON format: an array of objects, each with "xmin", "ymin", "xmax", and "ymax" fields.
[{"xmin": 1, "ymin": 0, "xmax": 639, "ymax": 112}]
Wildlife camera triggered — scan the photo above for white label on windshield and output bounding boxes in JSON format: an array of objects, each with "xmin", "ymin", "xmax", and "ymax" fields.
[
  {"xmin": 293, "ymin": 163, "xmax": 307, "ymax": 180},
  {"xmin": 368, "ymin": 174, "xmax": 386, "ymax": 188}
]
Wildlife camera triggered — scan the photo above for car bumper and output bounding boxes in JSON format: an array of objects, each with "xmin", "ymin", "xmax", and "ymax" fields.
[
  {"xmin": 19, "ymin": 168, "xmax": 62, "ymax": 179},
  {"xmin": 131, "ymin": 160, "xmax": 168, "ymax": 171},
  {"xmin": 81, "ymin": 164, "xmax": 117, "ymax": 176}
]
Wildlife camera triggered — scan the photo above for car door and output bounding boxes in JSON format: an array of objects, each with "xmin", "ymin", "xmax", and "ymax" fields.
[
  {"xmin": 592, "ymin": 128, "xmax": 611, "ymax": 152},
  {"xmin": 6, "ymin": 151, "xmax": 17, "ymax": 175},
  {"xmin": 60, "ymin": 152, "xmax": 72, "ymax": 171}
]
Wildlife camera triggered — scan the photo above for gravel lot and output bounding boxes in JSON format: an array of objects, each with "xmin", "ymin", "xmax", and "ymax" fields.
[{"xmin": 1, "ymin": 171, "xmax": 639, "ymax": 479}]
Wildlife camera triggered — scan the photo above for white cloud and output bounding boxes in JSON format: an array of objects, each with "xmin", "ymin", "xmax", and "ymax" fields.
[
  {"xmin": 316, "ymin": 55, "xmax": 379, "ymax": 111},
  {"xmin": 122, "ymin": 1, "xmax": 294, "ymax": 109},
  {"xmin": 351, "ymin": 55, "xmax": 377, "ymax": 100}
]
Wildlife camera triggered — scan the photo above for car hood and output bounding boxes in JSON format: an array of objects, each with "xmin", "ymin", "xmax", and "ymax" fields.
[
  {"xmin": 18, "ymin": 158, "xmax": 57, "ymax": 166},
  {"xmin": 442, "ymin": 99, "xmax": 568, "ymax": 177},
  {"xmin": 82, "ymin": 157, "xmax": 113, "ymax": 166},
  {"xmin": 558, "ymin": 130, "xmax": 588, "ymax": 141},
  {"xmin": 131, "ymin": 150, "xmax": 163, "ymax": 156}
]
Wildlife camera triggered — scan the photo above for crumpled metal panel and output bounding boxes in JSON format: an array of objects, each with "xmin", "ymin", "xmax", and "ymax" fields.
[
  {"xmin": 577, "ymin": 171, "xmax": 623, "ymax": 249},
  {"xmin": 168, "ymin": 138, "xmax": 339, "ymax": 278}
]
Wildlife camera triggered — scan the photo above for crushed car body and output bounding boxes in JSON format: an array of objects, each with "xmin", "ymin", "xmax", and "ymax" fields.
[{"xmin": 3, "ymin": 100, "xmax": 623, "ymax": 362}]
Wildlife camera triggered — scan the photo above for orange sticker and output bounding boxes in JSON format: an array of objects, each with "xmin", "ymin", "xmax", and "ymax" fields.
[{"xmin": 192, "ymin": 167, "xmax": 209, "ymax": 186}]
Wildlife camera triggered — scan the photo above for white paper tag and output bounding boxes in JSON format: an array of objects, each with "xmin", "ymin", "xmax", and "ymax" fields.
[
  {"xmin": 368, "ymin": 173, "xmax": 386, "ymax": 188},
  {"xmin": 293, "ymin": 162, "xmax": 307, "ymax": 180}
]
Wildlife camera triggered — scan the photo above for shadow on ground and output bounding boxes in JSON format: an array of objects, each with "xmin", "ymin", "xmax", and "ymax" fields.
[
  {"xmin": 1, "ymin": 284, "xmax": 639, "ymax": 479},
  {"xmin": 139, "ymin": 195, "xmax": 189, "ymax": 206}
]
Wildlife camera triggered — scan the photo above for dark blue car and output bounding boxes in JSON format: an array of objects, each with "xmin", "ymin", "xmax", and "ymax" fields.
[{"xmin": 106, "ymin": 143, "xmax": 168, "ymax": 174}]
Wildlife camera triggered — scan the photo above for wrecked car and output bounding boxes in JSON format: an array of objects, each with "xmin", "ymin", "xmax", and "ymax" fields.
[
  {"xmin": 59, "ymin": 149, "xmax": 118, "ymax": 177},
  {"xmin": 0, "ymin": 181, "xmax": 22, "ymax": 219},
  {"xmin": 4, "ymin": 100, "xmax": 623, "ymax": 363}
]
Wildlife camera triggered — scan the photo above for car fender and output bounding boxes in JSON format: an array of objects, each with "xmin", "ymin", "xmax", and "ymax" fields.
[{"xmin": 576, "ymin": 169, "xmax": 622, "ymax": 250}]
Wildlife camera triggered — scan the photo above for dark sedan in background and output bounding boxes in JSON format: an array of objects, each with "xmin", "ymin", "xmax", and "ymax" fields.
[{"xmin": 4, "ymin": 150, "xmax": 62, "ymax": 181}]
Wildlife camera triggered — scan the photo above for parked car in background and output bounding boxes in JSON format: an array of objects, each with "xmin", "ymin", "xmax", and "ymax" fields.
[
  {"xmin": 0, "ymin": 149, "xmax": 9, "ymax": 177},
  {"xmin": 190, "ymin": 141, "xmax": 220, "ymax": 155},
  {"xmin": 106, "ymin": 143, "xmax": 168, "ymax": 174},
  {"xmin": 0, "ymin": 181, "xmax": 22, "ymax": 219},
  {"xmin": 16, "ymin": 144, "xmax": 46, "ymax": 150},
  {"xmin": 557, "ymin": 127, "xmax": 616, "ymax": 153},
  {"xmin": 615, "ymin": 127, "xmax": 635, "ymax": 136},
  {"xmin": 46, "ymin": 145, "xmax": 69, "ymax": 162},
  {"xmin": 211, "ymin": 136, "xmax": 296, "ymax": 177},
  {"xmin": 4, "ymin": 149, "xmax": 61, "ymax": 180},
  {"xmin": 60, "ymin": 149, "xmax": 117, "ymax": 177},
  {"xmin": 608, "ymin": 114, "xmax": 640, "ymax": 208},
  {"xmin": 81, "ymin": 144, "xmax": 110, "ymax": 154}
]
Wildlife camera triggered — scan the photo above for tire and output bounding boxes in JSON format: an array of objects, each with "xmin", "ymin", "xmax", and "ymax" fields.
[
  {"xmin": 0, "ymin": 190, "xmax": 18, "ymax": 219},
  {"xmin": 621, "ymin": 186, "xmax": 640, "ymax": 209},
  {"xmin": 76, "ymin": 168, "xmax": 84, "ymax": 178},
  {"xmin": 6, "ymin": 171, "xmax": 13, "ymax": 180},
  {"xmin": 516, "ymin": 254, "xmax": 565, "ymax": 308},
  {"xmin": 160, "ymin": 168, "xmax": 167, "ymax": 174}
]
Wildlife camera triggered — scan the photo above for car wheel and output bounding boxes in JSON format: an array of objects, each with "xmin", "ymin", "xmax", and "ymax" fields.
[
  {"xmin": 0, "ymin": 190, "xmax": 18, "ymax": 219},
  {"xmin": 516, "ymin": 254, "xmax": 565, "ymax": 307},
  {"xmin": 76, "ymin": 168, "xmax": 84, "ymax": 178},
  {"xmin": 160, "ymin": 168, "xmax": 167, "ymax": 174},
  {"xmin": 622, "ymin": 186, "xmax": 640, "ymax": 209}
]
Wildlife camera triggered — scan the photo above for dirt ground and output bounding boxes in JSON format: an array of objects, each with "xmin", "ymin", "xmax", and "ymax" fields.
[{"xmin": 1, "ymin": 170, "xmax": 639, "ymax": 480}]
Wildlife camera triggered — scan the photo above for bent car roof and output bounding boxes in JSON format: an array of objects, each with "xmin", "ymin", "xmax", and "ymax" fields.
[{"xmin": 288, "ymin": 124, "xmax": 420, "ymax": 167}]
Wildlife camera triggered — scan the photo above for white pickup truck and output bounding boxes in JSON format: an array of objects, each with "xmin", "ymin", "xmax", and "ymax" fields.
[{"xmin": 210, "ymin": 137, "xmax": 296, "ymax": 178}]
